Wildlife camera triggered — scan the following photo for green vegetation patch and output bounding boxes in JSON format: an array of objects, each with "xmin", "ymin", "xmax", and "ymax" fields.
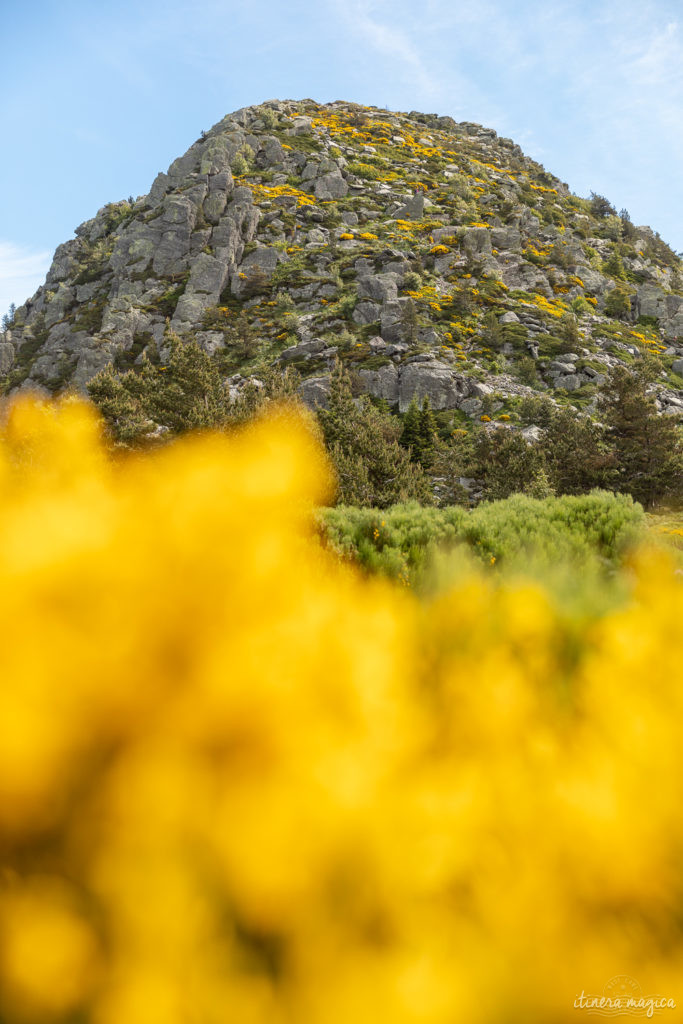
[{"xmin": 320, "ymin": 491, "xmax": 645, "ymax": 591}]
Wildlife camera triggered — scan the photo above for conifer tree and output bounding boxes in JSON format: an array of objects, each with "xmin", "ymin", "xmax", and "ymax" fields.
[
  {"xmin": 1, "ymin": 303, "xmax": 16, "ymax": 332},
  {"xmin": 400, "ymin": 398, "xmax": 421, "ymax": 452},
  {"xmin": 603, "ymin": 249, "xmax": 626, "ymax": 281},
  {"xmin": 227, "ymin": 365, "xmax": 302, "ymax": 425},
  {"xmin": 604, "ymin": 286, "xmax": 632, "ymax": 320},
  {"xmin": 401, "ymin": 396, "xmax": 438, "ymax": 468},
  {"xmin": 89, "ymin": 330, "xmax": 231, "ymax": 441},
  {"xmin": 417, "ymin": 397, "xmax": 438, "ymax": 468},
  {"xmin": 474, "ymin": 428, "xmax": 548, "ymax": 501},
  {"xmin": 318, "ymin": 361, "xmax": 432, "ymax": 507},
  {"xmin": 400, "ymin": 299, "xmax": 418, "ymax": 345},
  {"xmin": 144, "ymin": 331, "xmax": 230, "ymax": 433},
  {"xmin": 87, "ymin": 362, "xmax": 153, "ymax": 443},
  {"xmin": 542, "ymin": 408, "xmax": 614, "ymax": 494},
  {"xmin": 590, "ymin": 192, "xmax": 617, "ymax": 218},
  {"xmin": 559, "ymin": 312, "xmax": 581, "ymax": 352},
  {"xmin": 598, "ymin": 365, "xmax": 683, "ymax": 506},
  {"xmin": 481, "ymin": 310, "xmax": 503, "ymax": 352}
]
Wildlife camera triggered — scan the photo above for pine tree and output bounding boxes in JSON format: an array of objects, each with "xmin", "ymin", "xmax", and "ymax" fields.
[
  {"xmin": 226, "ymin": 365, "xmax": 302, "ymax": 426},
  {"xmin": 603, "ymin": 249, "xmax": 626, "ymax": 281},
  {"xmin": 598, "ymin": 365, "xmax": 683, "ymax": 506},
  {"xmin": 417, "ymin": 397, "xmax": 438, "ymax": 468},
  {"xmin": 318, "ymin": 361, "xmax": 432, "ymax": 507},
  {"xmin": 216, "ymin": 311, "xmax": 260, "ymax": 368},
  {"xmin": 620, "ymin": 209, "xmax": 638, "ymax": 242},
  {"xmin": 87, "ymin": 363, "xmax": 153, "ymax": 443},
  {"xmin": 400, "ymin": 398, "xmax": 421, "ymax": 452},
  {"xmin": 590, "ymin": 192, "xmax": 617, "ymax": 219},
  {"xmin": 145, "ymin": 331, "xmax": 230, "ymax": 433},
  {"xmin": 603, "ymin": 286, "xmax": 633, "ymax": 320},
  {"xmin": 542, "ymin": 409, "xmax": 615, "ymax": 494},
  {"xmin": 89, "ymin": 330, "xmax": 231, "ymax": 441},
  {"xmin": 400, "ymin": 299, "xmax": 418, "ymax": 345},
  {"xmin": 431, "ymin": 427, "xmax": 476, "ymax": 506},
  {"xmin": 401, "ymin": 396, "xmax": 438, "ymax": 468},
  {"xmin": 474, "ymin": 429, "xmax": 548, "ymax": 501},
  {"xmin": 559, "ymin": 312, "xmax": 581, "ymax": 352},
  {"xmin": 525, "ymin": 465, "xmax": 555, "ymax": 500},
  {"xmin": 481, "ymin": 310, "xmax": 503, "ymax": 352},
  {"xmin": 1, "ymin": 303, "xmax": 16, "ymax": 333}
]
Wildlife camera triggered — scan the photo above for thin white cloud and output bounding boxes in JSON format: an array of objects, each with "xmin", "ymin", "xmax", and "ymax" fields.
[
  {"xmin": 0, "ymin": 241, "xmax": 50, "ymax": 322},
  {"xmin": 560, "ymin": 12, "xmax": 683, "ymax": 154},
  {"xmin": 357, "ymin": 17, "xmax": 436, "ymax": 93},
  {"xmin": 629, "ymin": 20, "xmax": 683, "ymax": 96},
  {"xmin": 330, "ymin": 0, "xmax": 441, "ymax": 97}
]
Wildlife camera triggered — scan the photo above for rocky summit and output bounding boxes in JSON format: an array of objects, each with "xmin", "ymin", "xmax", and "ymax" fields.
[{"xmin": 2, "ymin": 98, "xmax": 683, "ymax": 419}]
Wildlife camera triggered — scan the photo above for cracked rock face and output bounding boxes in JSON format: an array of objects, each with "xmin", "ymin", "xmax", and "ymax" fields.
[{"xmin": 2, "ymin": 98, "xmax": 682, "ymax": 419}]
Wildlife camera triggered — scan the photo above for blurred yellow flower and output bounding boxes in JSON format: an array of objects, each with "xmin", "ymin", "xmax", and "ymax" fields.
[{"xmin": 0, "ymin": 397, "xmax": 682, "ymax": 1023}]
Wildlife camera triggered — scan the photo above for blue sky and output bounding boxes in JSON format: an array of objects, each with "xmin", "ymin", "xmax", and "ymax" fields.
[{"xmin": 1, "ymin": 0, "xmax": 682, "ymax": 317}]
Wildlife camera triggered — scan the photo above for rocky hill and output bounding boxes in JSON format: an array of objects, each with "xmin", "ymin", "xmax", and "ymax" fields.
[{"xmin": 2, "ymin": 98, "xmax": 683, "ymax": 422}]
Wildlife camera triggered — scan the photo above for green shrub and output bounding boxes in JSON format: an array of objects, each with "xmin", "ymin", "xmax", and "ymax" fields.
[
  {"xmin": 73, "ymin": 239, "xmax": 114, "ymax": 286},
  {"xmin": 604, "ymin": 286, "xmax": 633, "ymax": 320},
  {"xmin": 231, "ymin": 145, "xmax": 254, "ymax": 176},
  {"xmin": 517, "ymin": 394, "xmax": 555, "ymax": 428},
  {"xmin": 402, "ymin": 271, "xmax": 422, "ymax": 291},
  {"xmin": 102, "ymin": 201, "xmax": 134, "ymax": 235},
  {"xmin": 513, "ymin": 356, "xmax": 538, "ymax": 386},
  {"xmin": 570, "ymin": 297, "xmax": 593, "ymax": 316},
  {"xmin": 257, "ymin": 107, "xmax": 279, "ymax": 129},
  {"xmin": 150, "ymin": 273, "xmax": 190, "ymax": 318},
  {"xmin": 602, "ymin": 250, "xmax": 626, "ymax": 280},
  {"xmin": 319, "ymin": 491, "xmax": 645, "ymax": 590},
  {"xmin": 347, "ymin": 161, "xmax": 384, "ymax": 181}
]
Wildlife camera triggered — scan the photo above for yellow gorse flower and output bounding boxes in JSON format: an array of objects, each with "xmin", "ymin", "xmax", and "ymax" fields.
[{"xmin": 1, "ymin": 398, "xmax": 683, "ymax": 1023}]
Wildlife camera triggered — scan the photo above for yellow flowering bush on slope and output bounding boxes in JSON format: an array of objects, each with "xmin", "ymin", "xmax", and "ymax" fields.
[{"xmin": 1, "ymin": 397, "xmax": 683, "ymax": 1023}]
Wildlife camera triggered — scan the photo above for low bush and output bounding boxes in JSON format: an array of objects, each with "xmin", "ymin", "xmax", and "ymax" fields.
[{"xmin": 319, "ymin": 490, "xmax": 644, "ymax": 589}]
